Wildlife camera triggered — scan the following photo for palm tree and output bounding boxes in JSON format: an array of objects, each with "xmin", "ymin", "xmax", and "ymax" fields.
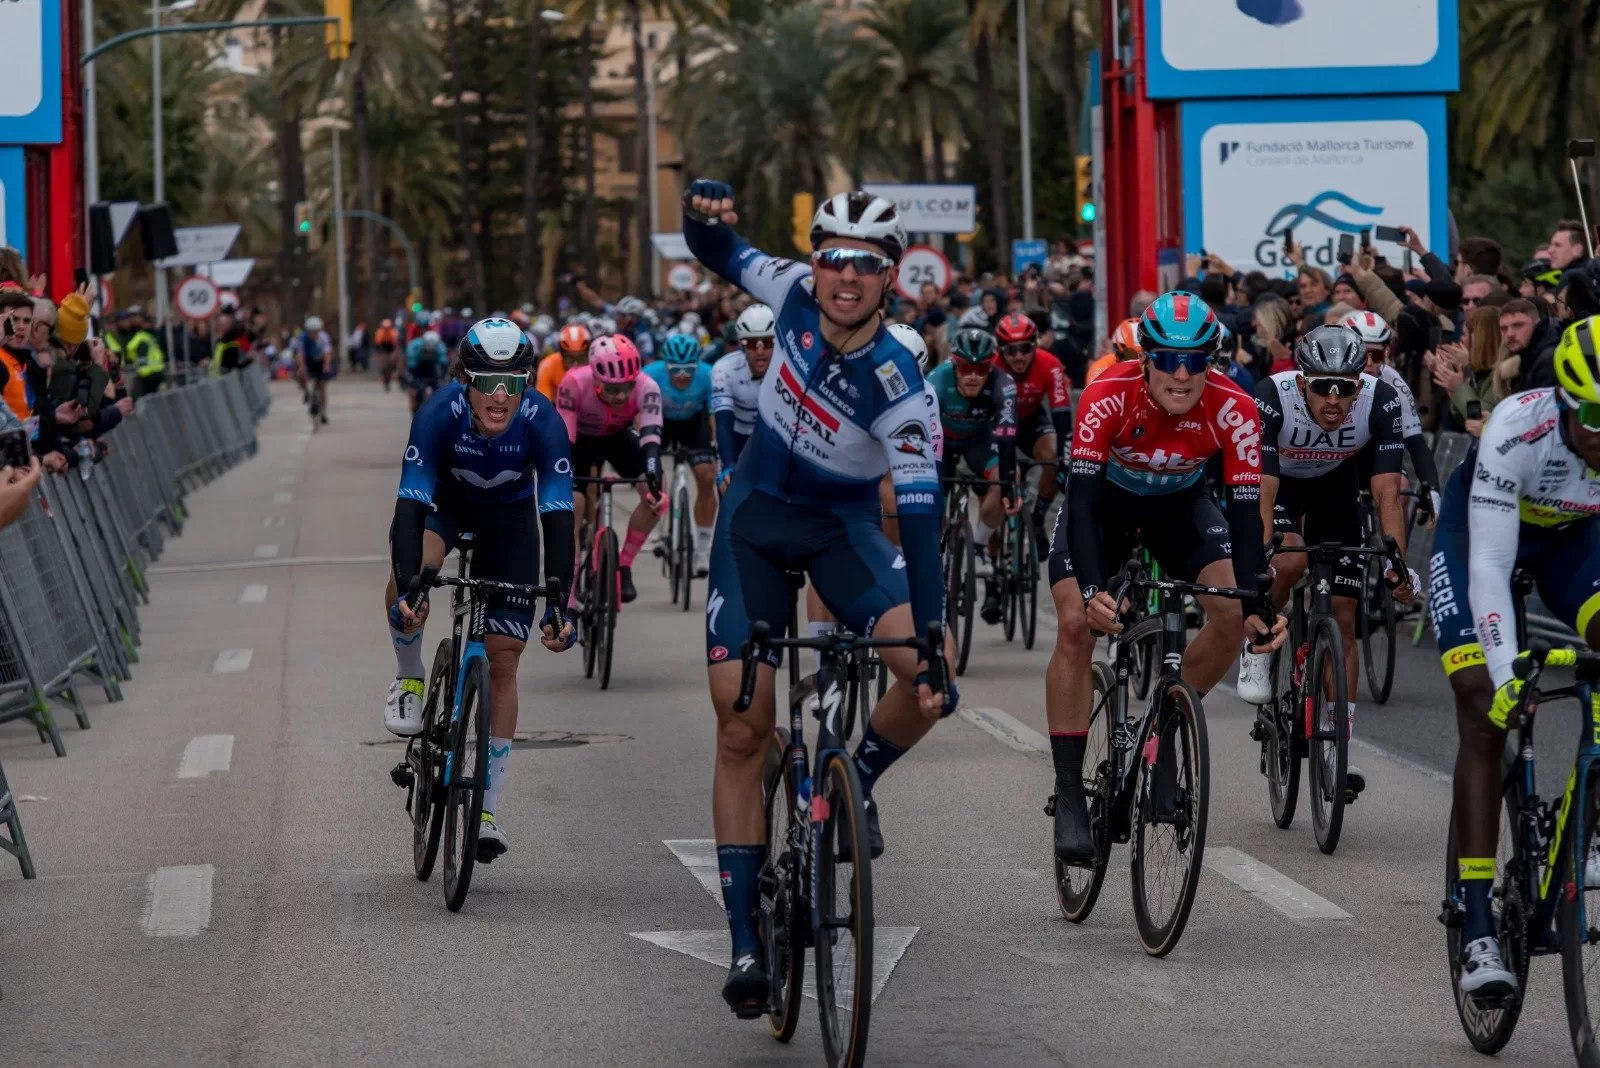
[
  {"xmin": 444, "ymin": 0, "xmax": 487, "ymax": 310},
  {"xmin": 966, "ymin": 0, "xmax": 1012, "ymax": 259},
  {"xmin": 563, "ymin": 1, "xmax": 618, "ymax": 283},
  {"xmin": 521, "ymin": 3, "xmax": 549, "ymax": 297}
]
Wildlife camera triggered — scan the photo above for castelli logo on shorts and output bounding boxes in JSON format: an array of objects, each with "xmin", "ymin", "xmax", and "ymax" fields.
[
  {"xmin": 801, "ymin": 332, "xmax": 814, "ymax": 349},
  {"xmin": 710, "ymin": 645, "xmax": 729, "ymax": 662}
]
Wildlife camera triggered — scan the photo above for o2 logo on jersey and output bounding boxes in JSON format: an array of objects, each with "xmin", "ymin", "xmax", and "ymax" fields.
[
  {"xmin": 1214, "ymin": 395, "xmax": 1261, "ymax": 467},
  {"xmin": 404, "ymin": 445, "xmax": 422, "ymax": 464},
  {"xmin": 554, "ymin": 457, "xmax": 573, "ymax": 475}
]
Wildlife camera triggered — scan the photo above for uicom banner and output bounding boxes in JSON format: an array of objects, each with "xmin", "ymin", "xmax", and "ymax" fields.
[
  {"xmin": 861, "ymin": 184, "xmax": 977, "ymax": 234},
  {"xmin": 1180, "ymin": 96, "xmax": 1449, "ymax": 279}
]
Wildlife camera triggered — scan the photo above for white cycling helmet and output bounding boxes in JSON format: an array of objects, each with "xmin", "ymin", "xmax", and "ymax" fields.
[
  {"xmin": 594, "ymin": 316, "xmax": 617, "ymax": 336},
  {"xmin": 681, "ymin": 311, "xmax": 702, "ymax": 328},
  {"xmin": 1341, "ymin": 310, "xmax": 1394, "ymax": 347},
  {"xmin": 957, "ymin": 307, "xmax": 990, "ymax": 330},
  {"xmin": 810, "ymin": 191, "xmax": 906, "ymax": 261},
  {"xmin": 615, "ymin": 296, "xmax": 648, "ymax": 318},
  {"xmin": 460, "ymin": 306, "xmax": 474, "ymax": 319},
  {"xmin": 422, "ymin": 330, "xmax": 441, "ymax": 347},
  {"xmin": 532, "ymin": 314, "xmax": 554, "ymax": 337},
  {"xmin": 887, "ymin": 322, "xmax": 930, "ymax": 372},
  {"xmin": 305, "ymin": 315, "xmax": 324, "ymax": 332},
  {"xmin": 735, "ymin": 303, "xmax": 776, "ymax": 340}
]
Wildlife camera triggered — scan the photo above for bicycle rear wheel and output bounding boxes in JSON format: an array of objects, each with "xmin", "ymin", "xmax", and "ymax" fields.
[
  {"xmin": 956, "ymin": 529, "xmax": 976, "ymax": 675},
  {"xmin": 580, "ymin": 537, "xmax": 598, "ymax": 679},
  {"xmin": 1021, "ymin": 522, "xmax": 1039, "ymax": 650},
  {"xmin": 442, "ymin": 655, "xmax": 491, "ymax": 911},
  {"xmin": 1446, "ymin": 795, "xmax": 1529, "ymax": 1053},
  {"xmin": 1560, "ymin": 769, "xmax": 1600, "ymax": 1066},
  {"xmin": 598, "ymin": 529, "xmax": 619, "ymax": 690},
  {"xmin": 410, "ymin": 639, "xmax": 454, "ymax": 881},
  {"xmin": 1054, "ymin": 661, "xmax": 1114, "ymax": 922},
  {"xmin": 1360, "ymin": 556, "xmax": 1397, "ymax": 703},
  {"xmin": 1130, "ymin": 679, "xmax": 1209, "ymax": 957},
  {"xmin": 1306, "ymin": 617, "xmax": 1349, "ymax": 854},
  {"xmin": 1002, "ymin": 518, "xmax": 1019, "ymax": 643},
  {"xmin": 761, "ymin": 749, "xmax": 806, "ymax": 1043},
  {"xmin": 814, "ymin": 750, "xmax": 873, "ymax": 1068},
  {"xmin": 1265, "ymin": 640, "xmax": 1302, "ymax": 830},
  {"xmin": 943, "ymin": 527, "xmax": 967, "ymax": 673},
  {"xmin": 676, "ymin": 485, "xmax": 694, "ymax": 612}
]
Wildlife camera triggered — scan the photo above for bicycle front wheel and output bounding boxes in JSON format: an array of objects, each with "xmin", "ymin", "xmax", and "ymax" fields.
[
  {"xmin": 1265, "ymin": 641, "xmax": 1301, "ymax": 830},
  {"xmin": 411, "ymin": 639, "xmax": 454, "ymax": 881},
  {"xmin": 442, "ymin": 655, "xmax": 491, "ymax": 912},
  {"xmin": 1055, "ymin": 661, "xmax": 1114, "ymax": 923},
  {"xmin": 1560, "ymin": 768, "xmax": 1600, "ymax": 1067},
  {"xmin": 598, "ymin": 529, "xmax": 618, "ymax": 690},
  {"xmin": 1360, "ymin": 555, "xmax": 1397, "ymax": 703},
  {"xmin": 1021, "ymin": 522, "xmax": 1039, "ymax": 650},
  {"xmin": 1306, "ymin": 617, "xmax": 1349, "ymax": 854},
  {"xmin": 676, "ymin": 485, "xmax": 693, "ymax": 612},
  {"xmin": 956, "ymin": 529, "xmax": 976, "ymax": 676},
  {"xmin": 761, "ymin": 749, "xmax": 805, "ymax": 1043},
  {"xmin": 1131, "ymin": 679, "xmax": 1210, "ymax": 957},
  {"xmin": 1002, "ymin": 519, "xmax": 1019, "ymax": 643},
  {"xmin": 1446, "ymin": 795, "xmax": 1529, "ymax": 1053},
  {"xmin": 815, "ymin": 750, "xmax": 874, "ymax": 1068},
  {"xmin": 580, "ymin": 540, "xmax": 598, "ymax": 679}
]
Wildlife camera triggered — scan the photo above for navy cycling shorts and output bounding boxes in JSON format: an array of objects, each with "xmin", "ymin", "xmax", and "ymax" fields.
[
  {"xmin": 410, "ymin": 491, "xmax": 540, "ymax": 642},
  {"xmin": 1429, "ymin": 447, "xmax": 1600, "ymax": 677},
  {"xmin": 705, "ymin": 480, "xmax": 908, "ymax": 667}
]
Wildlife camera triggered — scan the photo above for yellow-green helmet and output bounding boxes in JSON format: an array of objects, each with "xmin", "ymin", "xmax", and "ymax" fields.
[{"xmin": 1555, "ymin": 316, "xmax": 1600, "ymax": 404}]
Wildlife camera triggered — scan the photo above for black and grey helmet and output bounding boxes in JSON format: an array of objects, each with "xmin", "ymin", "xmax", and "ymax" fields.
[{"xmin": 1294, "ymin": 324, "xmax": 1367, "ymax": 377}]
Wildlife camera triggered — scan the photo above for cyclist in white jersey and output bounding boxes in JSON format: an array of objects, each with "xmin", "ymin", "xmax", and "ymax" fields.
[
  {"xmin": 1342, "ymin": 310, "xmax": 1443, "ymax": 518},
  {"xmin": 710, "ymin": 304, "xmax": 772, "ymax": 486}
]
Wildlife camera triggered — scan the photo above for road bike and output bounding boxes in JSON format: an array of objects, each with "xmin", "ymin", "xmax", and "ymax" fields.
[
  {"xmin": 574, "ymin": 475, "xmax": 622, "ymax": 690},
  {"xmin": 1249, "ymin": 536, "xmax": 1400, "ymax": 855},
  {"xmin": 1441, "ymin": 633, "xmax": 1600, "ymax": 1066},
  {"xmin": 656, "ymin": 444, "xmax": 697, "ymax": 613},
  {"xmin": 735, "ymin": 614, "xmax": 947, "ymax": 1068},
  {"xmin": 998, "ymin": 460, "xmax": 1041, "ymax": 650},
  {"xmin": 1050, "ymin": 549, "xmax": 1265, "ymax": 956},
  {"xmin": 941, "ymin": 475, "xmax": 989, "ymax": 676},
  {"xmin": 389, "ymin": 547, "xmax": 561, "ymax": 911}
]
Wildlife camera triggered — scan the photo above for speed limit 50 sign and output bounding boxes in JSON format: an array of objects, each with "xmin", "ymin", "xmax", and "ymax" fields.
[
  {"xmin": 176, "ymin": 274, "xmax": 220, "ymax": 320},
  {"xmin": 893, "ymin": 245, "xmax": 952, "ymax": 300}
]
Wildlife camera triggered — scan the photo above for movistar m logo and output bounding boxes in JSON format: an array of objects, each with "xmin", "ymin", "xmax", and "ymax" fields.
[{"xmin": 1266, "ymin": 192, "xmax": 1383, "ymax": 236}]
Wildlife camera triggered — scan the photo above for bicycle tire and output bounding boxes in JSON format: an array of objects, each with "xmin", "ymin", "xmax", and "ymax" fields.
[
  {"xmin": 1055, "ymin": 660, "xmax": 1114, "ymax": 923},
  {"xmin": 580, "ymin": 535, "xmax": 598, "ymax": 679},
  {"xmin": 442, "ymin": 655, "xmax": 491, "ymax": 912},
  {"xmin": 598, "ymin": 529, "xmax": 619, "ymax": 690},
  {"xmin": 957, "ymin": 528, "xmax": 976, "ymax": 676},
  {"xmin": 1446, "ymin": 795, "xmax": 1529, "ymax": 1053},
  {"xmin": 1360, "ymin": 556, "xmax": 1397, "ymax": 704},
  {"xmin": 664, "ymin": 499, "xmax": 678, "ymax": 601},
  {"xmin": 1021, "ymin": 521, "xmax": 1039, "ymax": 650},
  {"xmin": 411, "ymin": 639, "xmax": 454, "ymax": 882},
  {"xmin": 1265, "ymin": 638, "xmax": 1302, "ymax": 830},
  {"xmin": 761, "ymin": 747, "xmax": 806, "ymax": 1043},
  {"xmin": 1130, "ymin": 678, "xmax": 1209, "ymax": 957},
  {"xmin": 1306, "ymin": 617, "xmax": 1349, "ymax": 854},
  {"xmin": 676, "ymin": 485, "xmax": 694, "ymax": 612},
  {"xmin": 1561, "ymin": 769, "xmax": 1600, "ymax": 1067},
  {"xmin": 944, "ymin": 527, "xmax": 966, "ymax": 668},
  {"xmin": 814, "ymin": 750, "xmax": 873, "ymax": 1068},
  {"xmin": 1002, "ymin": 518, "xmax": 1019, "ymax": 643}
]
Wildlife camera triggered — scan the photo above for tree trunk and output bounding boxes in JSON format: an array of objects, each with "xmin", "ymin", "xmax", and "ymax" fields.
[
  {"xmin": 907, "ymin": 136, "xmax": 928, "ymax": 185},
  {"xmin": 969, "ymin": 2, "xmax": 1011, "ymax": 266},
  {"xmin": 580, "ymin": 23, "xmax": 599, "ymax": 284},
  {"xmin": 520, "ymin": 9, "xmax": 544, "ymax": 301},
  {"xmin": 275, "ymin": 107, "xmax": 309, "ymax": 324},
  {"xmin": 352, "ymin": 58, "xmax": 382, "ymax": 327},
  {"xmin": 474, "ymin": 13, "xmax": 495, "ymax": 306},
  {"xmin": 930, "ymin": 130, "xmax": 947, "ymax": 183},
  {"xmin": 445, "ymin": 0, "xmax": 486, "ymax": 310},
  {"xmin": 631, "ymin": 1, "xmax": 652, "ymax": 297},
  {"xmin": 1058, "ymin": 3, "xmax": 1080, "ymax": 159}
]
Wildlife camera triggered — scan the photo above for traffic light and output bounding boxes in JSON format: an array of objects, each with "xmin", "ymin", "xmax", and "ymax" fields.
[
  {"xmin": 792, "ymin": 192, "xmax": 814, "ymax": 256},
  {"xmin": 295, "ymin": 201, "xmax": 311, "ymax": 236},
  {"xmin": 1075, "ymin": 156, "xmax": 1095, "ymax": 225},
  {"xmin": 407, "ymin": 289, "xmax": 423, "ymax": 314},
  {"xmin": 325, "ymin": 0, "xmax": 352, "ymax": 60}
]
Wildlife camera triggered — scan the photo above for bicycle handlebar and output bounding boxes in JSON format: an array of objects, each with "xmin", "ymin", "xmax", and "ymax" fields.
[
  {"xmin": 406, "ymin": 569, "xmax": 567, "ymax": 624},
  {"xmin": 732, "ymin": 620, "xmax": 949, "ymax": 714}
]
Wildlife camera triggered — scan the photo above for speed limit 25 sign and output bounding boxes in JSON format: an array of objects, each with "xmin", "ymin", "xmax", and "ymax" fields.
[{"xmin": 894, "ymin": 245, "xmax": 952, "ymax": 300}]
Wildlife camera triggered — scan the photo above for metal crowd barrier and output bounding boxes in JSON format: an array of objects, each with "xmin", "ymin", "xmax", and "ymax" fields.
[{"xmin": 0, "ymin": 362, "xmax": 270, "ymax": 876}]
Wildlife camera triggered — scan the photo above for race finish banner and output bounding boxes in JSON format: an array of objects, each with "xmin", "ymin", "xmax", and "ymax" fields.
[
  {"xmin": 861, "ymin": 184, "xmax": 977, "ymax": 234},
  {"xmin": 1179, "ymin": 96, "xmax": 1448, "ymax": 279}
]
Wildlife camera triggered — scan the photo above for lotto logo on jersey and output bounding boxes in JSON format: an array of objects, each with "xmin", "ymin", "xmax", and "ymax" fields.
[{"xmin": 1214, "ymin": 395, "xmax": 1261, "ymax": 467}]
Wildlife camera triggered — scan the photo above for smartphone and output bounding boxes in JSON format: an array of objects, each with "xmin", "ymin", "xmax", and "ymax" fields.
[
  {"xmin": 73, "ymin": 267, "xmax": 89, "ymax": 290},
  {"xmin": 1199, "ymin": 247, "xmax": 1211, "ymax": 274},
  {"xmin": 1466, "ymin": 400, "xmax": 1483, "ymax": 421},
  {"xmin": 1337, "ymin": 233, "xmax": 1355, "ymax": 266},
  {"xmin": 1373, "ymin": 225, "xmax": 1406, "ymax": 244},
  {"xmin": 1403, "ymin": 248, "xmax": 1414, "ymax": 273},
  {"xmin": 1360, "ymin": 229, "xmax": 1372, "ymax": 253},
  {"xmin": 1282, "ymin": 227, "xmax": 1294, "ymax": 257},
  {"xmin": 1569, "ymin": 138, "xmax": 1597, "ymax": 160},
  {"xmin": 0, "ymin": 427, "xmax": 29, "ymax": 469}
]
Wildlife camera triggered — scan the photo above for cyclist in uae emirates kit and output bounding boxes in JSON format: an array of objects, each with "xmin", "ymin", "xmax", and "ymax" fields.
[
  {"xmin": 992, "ymin": 311, "xmax": 1072, "ymax": 556},
  {"xmin": 1045, "ymin": 291, "xmax": 1286, "ymax": 860}
]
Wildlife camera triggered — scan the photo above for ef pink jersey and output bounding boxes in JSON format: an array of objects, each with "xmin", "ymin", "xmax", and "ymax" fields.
[{"xmin": 555, "ymin": 364, "xmax": 665, "ymax": 443}]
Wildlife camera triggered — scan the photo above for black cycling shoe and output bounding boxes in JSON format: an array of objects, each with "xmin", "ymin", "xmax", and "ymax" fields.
[
  {"xmin": 721, "ymin": 949, "xmax": 770, "ymax": 1019},
  {"xmin": 838, "ymin": 795, "xmax": 885, "ymax": 862},
  {"xmin": 1052, "ymin": 788, "xmax": 1095, "ymax": 862},
  {"xmin": 619, "ymin": 565, "xmax": 638, "ymax": 604},
  {"xmin": 980, "ymin": 582, "xmax": 1002, "ymax": 625},
  {"xmin": 1345, "ymin": 767, "xmax": 1367, "ymax": 804}
]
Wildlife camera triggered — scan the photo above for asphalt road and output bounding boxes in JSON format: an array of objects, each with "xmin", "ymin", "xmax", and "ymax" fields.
[{"xmin": 0, "ymin": 378, "xmax": 1579, "ymax": 1066}]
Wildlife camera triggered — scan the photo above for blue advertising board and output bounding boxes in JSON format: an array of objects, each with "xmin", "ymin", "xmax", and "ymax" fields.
[
  {"xmin": 0, "ymin": 0, "xmax": 62, "ymax": 144},
  {"xmin": 1145, "ymin": 0, "xmax": 1459, "ymax": 100},
  {"xmin": 1011, "ymin": 239, "xmax": 1047, "ymax": 274},
  {"xmin": 1179, "ymin": 95, "xmax": 1449, "ymax": 279}
]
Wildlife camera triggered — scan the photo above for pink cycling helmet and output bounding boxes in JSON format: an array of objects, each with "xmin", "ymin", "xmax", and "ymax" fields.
[{"xmin": 590, "ymin": 334, "xmax": 641, "ymax": 385}]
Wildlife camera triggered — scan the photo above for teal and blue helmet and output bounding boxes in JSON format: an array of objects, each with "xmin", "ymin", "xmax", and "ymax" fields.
[
  {"xmin": 661, "ymin": 332, "xmax": 702, "ymax": 368},
  {"xmin": 1137, "ymin": 290, "xmax": 1222, "ymax": 352}
]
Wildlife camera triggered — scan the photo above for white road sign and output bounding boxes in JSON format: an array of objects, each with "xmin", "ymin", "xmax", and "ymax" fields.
[
  {"xmin": 156, "ymin": 224, "xmax": 242, "ymax": 269},
  {"xmin": 176, "ymin": 275, "xmax": 220, "ymax": 320},
  {"xmin": 894, "ymin": 245, "xmax": 952, "ymax": 300},
  {"xmin": 667, "ymin": 264, "xmax": 698, "ymax": 291}
]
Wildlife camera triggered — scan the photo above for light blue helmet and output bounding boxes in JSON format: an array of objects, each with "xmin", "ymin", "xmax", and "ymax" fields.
[{"xmin": 661, "ymin": 333, "xmax": 702, "ymax": 368}]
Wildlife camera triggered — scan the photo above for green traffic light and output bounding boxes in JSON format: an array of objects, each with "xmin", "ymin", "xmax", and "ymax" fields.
[
  {"xmin": 298, "ymin": 222, "xmax": 311, "ymax": 234},
  {"xmin": 411, "ymin": 302, "xmax": 423, "ymax": 313},
  {"xmin": 1080, "ymin": 203, "xmax": 1097, "ymax": 223}
]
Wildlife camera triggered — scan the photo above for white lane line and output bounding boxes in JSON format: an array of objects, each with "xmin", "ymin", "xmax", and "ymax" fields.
[
  {"xmin": 212, "ymin": 648, "xmax": 253, "ymax": 674},
  {"xmin": 278, "ymin": 475, "xmax": 297, "ymax": 485},
  {"xmin": 1350, "ymin": 737, "xmax": 1451, "ymax": 784},
  {"xmin": 142, "ymin": 864, "xmax": 215, "ymax": 936},
  {"xmin": 177, "ymin": 734, "xmax": 234, "ymax": 778},
  {"xmin": 663, "ymin": 838, "xmax": 723, "ymax": 904},
  {"xmin": 262, "ymin": 516, "xmax": 286, "ymax": 528},
  {"xmin": 273, "ymin": 491, "xmax": 293, "ymax": 505},
  {"xmin": 959, "ymin": 706, "xmax": 1048, "ymax": 754},
  {"xmin": 238, "ymin": 584, "xmax": 267, "ymax": 604},
  {"xmin": 151, "ymin": 554, "xmax": 388, "ymax": 575},
  {"xmin": 1204, "ymin": 846, "xmax": 1352, "ymax": 921},
  {"xmin": 253, "ymin": 544, "xmax": 280, "ymax": 559}
]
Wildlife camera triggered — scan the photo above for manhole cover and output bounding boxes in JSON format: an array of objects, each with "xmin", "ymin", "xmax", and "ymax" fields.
[{"xmin": 362, "ymin": 730, "xmax": 630, "ymax": 748}]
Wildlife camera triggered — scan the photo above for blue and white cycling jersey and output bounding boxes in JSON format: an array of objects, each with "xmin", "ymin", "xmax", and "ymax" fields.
[
  {"xmin": 710, "ymin": 351, "xmax": 761, "ymax": 465},
  {"xmin": 684, "ymin": 214, "xmax": 944, "ymax": 635},
  {"xmin": 396, "ymin": 382, "xmax": 574, "ymax": 511},
  {"xmin": 644, "ymin": 360, "xmax": 713, "ymax": 422},
  {"xmin": 405, "ymin": 337, "xmax": 447, "ymax": 382}
]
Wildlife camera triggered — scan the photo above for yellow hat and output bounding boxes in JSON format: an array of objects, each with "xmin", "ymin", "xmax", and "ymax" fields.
[{"xmin": 57, "ymin": 291, "xmax": 90, "ymax": 345}]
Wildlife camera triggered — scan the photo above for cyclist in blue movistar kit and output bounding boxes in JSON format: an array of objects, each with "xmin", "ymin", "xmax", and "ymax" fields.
[
  {"xmin": 646, "ymin": 333, "xmax": 719, "ymax": 573},
  {"xmin": 405, "ymin": 329, "xmax": 449, "ymax": 414},
  {"xmin": 710, "ymin": 303, "xmax": 774, "ymax": 487},
  {"xmin": 684, "ymin": 179, "xmax": 955, "ymax": 1018},
  {"xmin": 384, "ymin": 319, "xmax": 577, "ymax": 860}
]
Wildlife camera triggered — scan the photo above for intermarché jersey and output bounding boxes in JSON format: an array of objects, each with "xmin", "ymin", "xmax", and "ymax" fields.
[
  {"xmin": 555, "ymin": 365, "xmax": 664, "ymax": 443},
  {"xmin": 1467, "ymin": 389, "xmax": 1600, "ymax": 686},
  {"xmin": 396, "ymin": 381, "xmax": 574, "ymax": 510},
  {"xmin": 1254, "ymin": 371, "xmax": 1405, "ymax": 480},
  {"xmin": 927, "ymin": 362, "xmax": 1018, "ymax": 443},
  {"xmin": 1071, "ymin": 360, "xmax": 1262, "ymax": 495}
]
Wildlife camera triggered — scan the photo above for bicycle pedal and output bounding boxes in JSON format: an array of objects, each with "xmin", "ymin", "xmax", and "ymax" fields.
[
  {"xmin": 1438, "ymin": 900, "xmax": 1463, "ymax": 928},
  {"xmin": 389, "ymin": 761, "xmax": 414, "ymax": 788},
  {"xmin": 1043, "ymin": 794, "xmax": 1057, "ymax": 817},
  {"xmin": 1248, "ymin": 721, "xmax": 1269, "ymax": 743}
]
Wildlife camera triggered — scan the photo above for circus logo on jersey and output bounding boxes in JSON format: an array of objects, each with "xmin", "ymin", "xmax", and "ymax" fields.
[{"xmin": 1215, "ymin": 395, "xmax": 1261, "ymax": 466}]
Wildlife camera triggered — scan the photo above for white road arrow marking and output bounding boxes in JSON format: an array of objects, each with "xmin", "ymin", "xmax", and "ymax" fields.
[{"xmin": 630, "ymin": 838, "xmax": 919, "ymax": 1005}]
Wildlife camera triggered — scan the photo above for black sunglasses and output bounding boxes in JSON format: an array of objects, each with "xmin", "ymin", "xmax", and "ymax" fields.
[{"xmin": 1305, "ymin": 376, "xmax": 1361, "ymax": 398}]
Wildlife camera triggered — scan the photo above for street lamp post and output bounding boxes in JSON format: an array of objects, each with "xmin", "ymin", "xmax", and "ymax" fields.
[
  {"xmin": 152, "ymin": 0, "xmax": 196, "ymax": 380},
  {"xmin": 1017, "ymin": 0, "xmax": 1034, "ymax": 243},
  {"xmin": 330, "ymin": 71, "xmax": 350, "ymax": 370},
  {"xmin": 646, "ymin": 49, "xmax": 659, "ymax": 296}
]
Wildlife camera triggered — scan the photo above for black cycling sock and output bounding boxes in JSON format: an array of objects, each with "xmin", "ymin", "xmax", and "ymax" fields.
[
  {"xmin": 1460, "ymin": 858, "xmax": 1496, "ymax": 943},
  {"xmin": 1050, "ymin": 731, "xmax": 1087, "ymax": 797}
]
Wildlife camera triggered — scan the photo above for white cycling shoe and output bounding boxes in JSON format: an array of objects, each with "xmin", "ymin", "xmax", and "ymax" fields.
[
  {"xmin": 1236, "ymin": 645, "xmax": 1273, "ymax": 705},
  {"xmin": 384, "ymin": 677, "xmax": 424, "ymax": 737},
  {"xmin": 1587, "ymin": 842, "xmax": 1600, "ymax": 887},
  {"xmin": 693, "ymin": 548, "xmax": 710, "ymax": 577},
  {"xmin": 1458, "ymin": 936, "xmax": 1517, "ymax": 1000},
  {"xmin": 478, "ymin": 813, "xmax": 508, "ymax": 861}
]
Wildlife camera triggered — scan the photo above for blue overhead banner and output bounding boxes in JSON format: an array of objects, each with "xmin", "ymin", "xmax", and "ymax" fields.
[
  {"xmin": 1145, "ymin": 0, "xmax": 1459, "ymax": 100},
  {"xmin": 0, "ymin": 0, "xmax": 62, "ymax": 143},
  {"xmin": 1180, "ymin": 95, "xmax": 1449, "ymax": 279}
]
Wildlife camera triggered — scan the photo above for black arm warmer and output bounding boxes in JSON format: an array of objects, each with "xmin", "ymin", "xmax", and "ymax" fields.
[
  {"xmin": 1225, "ymin": 486, "xmax": 1271, "ymax": 620},
  {"xmin": 1065, "ymin": 468, "xmax": 1108, "ymax": 596},
  {"xmin": 390, "ymin": 497, "xmax": 430, "ymax": 599},
  {"xmin": 1049, "ymin": 409, "xmax": 1072, "ymax": 456},
  {"xmin": 1406, "ymin": 433, "xmax": 1440, "ymax": 488},
  {"xmin": 540, "ymin": 509, "xmax": 576, "ymax": 605}
]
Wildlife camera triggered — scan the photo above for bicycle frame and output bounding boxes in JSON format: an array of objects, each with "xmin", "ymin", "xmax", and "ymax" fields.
[
  {"xmin": 444, "ymin": 546, "xmax": 488, "ymax": 787},
  {"xmin": 574, "ymin": 475, "xmax": 618, "ymax": 586}
]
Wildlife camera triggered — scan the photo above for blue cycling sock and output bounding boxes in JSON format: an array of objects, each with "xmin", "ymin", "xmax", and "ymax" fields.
[
  {"xmin": 718, "ymin": 844, "xmax": 765, "ymax": 957},
  {"xmin": 853, "ymin": 723, "xmax": 908, "ymax": 796}
]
